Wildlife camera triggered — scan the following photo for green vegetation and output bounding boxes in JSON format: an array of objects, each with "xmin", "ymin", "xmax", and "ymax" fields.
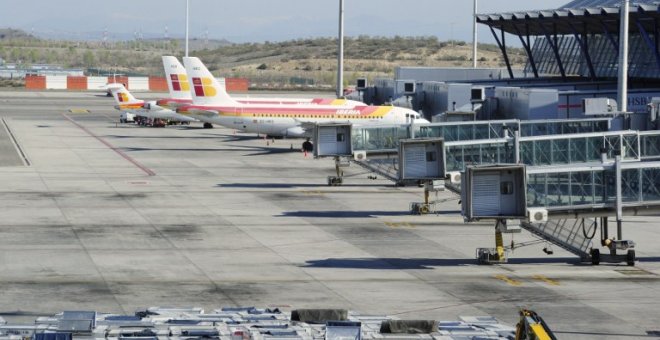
[{"xmin": 0, "ymin": 29, "xmax": 526, "ymax": 89}]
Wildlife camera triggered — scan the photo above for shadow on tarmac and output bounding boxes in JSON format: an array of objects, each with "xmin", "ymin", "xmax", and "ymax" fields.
[
  {"xmin": 279, "ymin": 211, "xmax": 411, "ymax": 218},
  {"xmin": 554, "ymin": 330, "xmax": 657, "ymax": 338},
  {"xmin": 219, "ymin": 183, "xmax": 326, "ymax": 189},
  {"xmin": 303, "ymin": 256, "xmax": 660, "ymax": 269}
]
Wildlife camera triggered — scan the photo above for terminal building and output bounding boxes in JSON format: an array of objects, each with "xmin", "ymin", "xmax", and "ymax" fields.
[{"xmin": 353, "ymin": 0, "xmax": 660, "ymax": 130}]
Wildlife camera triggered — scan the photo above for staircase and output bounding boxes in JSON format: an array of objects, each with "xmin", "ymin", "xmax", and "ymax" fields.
[
  {"xmin": 353, "ymin": 155, "xmax": 400, "ymax": 183},
  {"xmin": 521, "ymin": 218, "xmax": 594, "ymax": 260}
]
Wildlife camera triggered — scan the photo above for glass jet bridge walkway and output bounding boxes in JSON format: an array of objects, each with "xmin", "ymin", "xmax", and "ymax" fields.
[{"xmin": 346, "ymin": 119, "xmax": 660, "ymax": 261}]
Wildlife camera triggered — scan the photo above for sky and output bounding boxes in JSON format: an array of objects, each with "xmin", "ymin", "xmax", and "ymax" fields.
[{"xmin": 1, "ymin": 0, "xmax": 570, "ymax": 43}]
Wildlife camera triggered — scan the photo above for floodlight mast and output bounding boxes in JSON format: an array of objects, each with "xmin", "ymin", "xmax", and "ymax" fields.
[
  {"xmin": 617, "ymin": 0, "xmax": 629, "ymax": 112},
  {"xmin": 473, "ymin": 0, "xmax": 478, "ymax": 68},
  {"xmin": 185, "ymin": 0, "xmax": 190, "ymax": 57},
  {"xmin": 337, "ymin": 0, "xmax": 345, "ymax": 98}
]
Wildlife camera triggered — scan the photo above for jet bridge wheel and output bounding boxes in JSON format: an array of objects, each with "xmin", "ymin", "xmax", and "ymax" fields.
[
  {"xmin": 203, "ymin": 123, "xmax": 213, "ymax": 129},
  {"xmin": 627, "ymin": 250, "xmax": 636, "ymax": 266},
  {"xmin": 590, "ymin": 249, "xmax": 600, "ymax": 265}
]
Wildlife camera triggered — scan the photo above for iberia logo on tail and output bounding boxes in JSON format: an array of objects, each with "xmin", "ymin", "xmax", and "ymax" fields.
[
  {"xmin": 117, "ymin": 92, "xmax": 129, "ymax": 102},
  {"xmin": 170, "ymin": 74, "xmax": 190, "ymax": 91},
  {"xmin": 192, "ymin": 77, "xmax": 217, "ymax": 97}
]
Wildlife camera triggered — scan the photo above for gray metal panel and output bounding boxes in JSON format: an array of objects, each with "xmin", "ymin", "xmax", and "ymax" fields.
[
  {"xmin": 319, "ymin": 127, "xmax": 337, "ymax": 155},
  {"xmin": 58, "ymin": 320, "xmax": 93, "ymax": 332},
  {"xmin": 471, "ymin": 172, "xmax": 501, "ymax": 216},
  {"xmin": 62, "ymin": 312, "xmax": 95, "ymax": 320},
  {"xmin": 403, "ymin": 144, "xmax": 427, "ymax": 179}
]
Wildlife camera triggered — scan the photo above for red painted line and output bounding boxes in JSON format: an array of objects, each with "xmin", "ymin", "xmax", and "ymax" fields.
[{"xmin": 61, "ymin": 113, "xmax": 156, "ymax": 176}]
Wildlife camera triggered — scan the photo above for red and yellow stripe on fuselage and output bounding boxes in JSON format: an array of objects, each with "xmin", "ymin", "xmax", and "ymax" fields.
[
  {"xmin": 309, "ymin": 98, "xmax": 351, "ymax": 106},
  {"xmin": 117, "ymin": 103, "xmax": 145, "ymax": 110},
  {"xmin": 181, "ymin": 105, "xmax": 392, "ymax": 120},
  {"xmin": 156, "ymin": 98, "xmax": 193, "ymax": 109}
]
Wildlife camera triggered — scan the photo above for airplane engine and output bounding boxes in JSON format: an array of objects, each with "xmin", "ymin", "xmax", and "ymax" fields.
[
  {"xmin": 285, "ymin": 126, "xmax": 306, "ymax": 137},
  {"xmin": 143, "ymin": 101, "xmax": 158, "ymax": 110}
]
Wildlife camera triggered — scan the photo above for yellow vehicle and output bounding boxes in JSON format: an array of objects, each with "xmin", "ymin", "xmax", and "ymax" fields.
[{"xmin": 515, "ymin": 309, "xmax": 556, "ymax": 340}]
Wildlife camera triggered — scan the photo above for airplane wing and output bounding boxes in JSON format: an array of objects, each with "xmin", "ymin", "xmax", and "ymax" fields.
[
  {"xmin": 297, "ymin": 120, "xmax": 316, "ymax": 132},
  {"xmin": 295, "ymin": 119, "xmax": 350, "ymax": 131}
]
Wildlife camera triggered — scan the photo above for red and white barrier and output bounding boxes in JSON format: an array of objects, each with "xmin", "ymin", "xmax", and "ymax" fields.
[{"xmin": 26, "ymin": 75, "xmax": 249, "ymax": 92}]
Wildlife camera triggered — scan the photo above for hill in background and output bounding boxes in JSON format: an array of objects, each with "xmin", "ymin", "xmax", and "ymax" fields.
[
  {"xmin": 0, "ymin": 28, "xmax": 526, "ymax": 89},
  {"xmin": 195, "ymin": 36, "xmax": 526, "ymax": 89},
  {"xmin": 0, "ymin": 28, "xmax": 36, "ymax": 41}
]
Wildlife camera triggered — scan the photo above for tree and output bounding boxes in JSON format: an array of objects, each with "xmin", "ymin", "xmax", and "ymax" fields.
[
  {"xmin": 83, "ymin": 50, "xmax": 95, "ymax": 68},
  {"xmin": 257, "ymin": 63, "xmax": 267, "ymax": 70}
]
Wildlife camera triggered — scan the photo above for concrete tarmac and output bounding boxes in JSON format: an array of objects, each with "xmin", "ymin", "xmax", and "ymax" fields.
[{"xmin": 0, "ymin": 90, "xmax": 658, "ymax": 339}]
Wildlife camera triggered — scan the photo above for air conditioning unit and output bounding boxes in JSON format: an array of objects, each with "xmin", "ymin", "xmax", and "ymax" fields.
[
  {"xmin": 448, "ymin": 171, "xmax": 461, "ymax": 184},
  {"xmin": 353, "ymin": 151, "xmax": 367, "ymax": 161},
  {"xmin": 527, "ymin": 208, "xmax": 548, "ymax": 223}
]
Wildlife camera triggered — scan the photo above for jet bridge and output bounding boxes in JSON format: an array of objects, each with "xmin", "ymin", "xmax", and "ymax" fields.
[
  {"xmin": 325, "ymin": 118, "xmax": 660, "ymax": 264},
  {"xmin": 350, "ymin": 118, "xmax": 615, "ymax": 184}
]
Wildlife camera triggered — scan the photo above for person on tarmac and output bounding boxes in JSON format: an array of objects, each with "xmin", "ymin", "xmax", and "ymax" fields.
[{"xmin": 302, "ymin": 138, "xmax": 314, "ymax": 154}]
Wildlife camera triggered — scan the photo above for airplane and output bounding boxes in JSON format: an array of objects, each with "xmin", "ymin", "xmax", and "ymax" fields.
[
  {"xmin": 107, "ymin": 83, "xmax": 197, "ymax": 125},
  {"xmin": 177, "ymin": 57, "xmax": 429, "ymax": 137},
  {"xmin": 157, "ymin": 56, "xmax": 365, "ymax": 110}
]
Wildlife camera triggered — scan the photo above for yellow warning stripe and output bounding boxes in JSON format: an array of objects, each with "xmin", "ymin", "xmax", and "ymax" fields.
[
  {"xmin": 384, "ymin": 222, "xmax": 414, "ymax": 229},
  {"xmin": 69, "ymin": 109, "xmax": 89, "ymax": 114},
  {"xmin": 494, "ymin": 274, "xmax": 522, "ymax": 286},
  {"xmin": 533, "ymin": 275, "xmax": 560, "ymax": 286}
]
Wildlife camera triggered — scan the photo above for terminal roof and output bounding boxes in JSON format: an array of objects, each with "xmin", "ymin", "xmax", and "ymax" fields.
[{"xmin": 477, "ymin": 0, "xmax": 660, "ymax": 36}]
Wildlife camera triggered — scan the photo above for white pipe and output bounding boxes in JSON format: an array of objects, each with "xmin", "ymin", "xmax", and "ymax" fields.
[
  {"xmin": 337, "ymin": 0, "xmax": 344, "ymax": 98},
  {"xmin": 617, "ymin": 0, "xmax": 629, "ymax": 112},
  {"xmin": 473, "ymin": 0, "xmax": 478, "ymax": 68},
  {"xmin": 185, "ymin": 0, "xmax": 190, "ymax": 57}
]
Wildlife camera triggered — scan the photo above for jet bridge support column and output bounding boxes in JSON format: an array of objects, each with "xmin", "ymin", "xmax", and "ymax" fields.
[{"xmin": 591, "ymin": 155, "xmax": 636, "ymax": 266}]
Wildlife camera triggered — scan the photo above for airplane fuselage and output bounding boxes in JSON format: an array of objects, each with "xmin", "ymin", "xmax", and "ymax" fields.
[{"xmin": 179, "ymin": 105, "xmax": 426, "ymax": 137}]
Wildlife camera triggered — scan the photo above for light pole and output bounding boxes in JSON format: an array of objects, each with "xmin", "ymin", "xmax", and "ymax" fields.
[
  {"xmin": 617, "ymin": 0, "xmax": 629, "ymax": 112},
  {"xmin": 185, "ymin": 0, "xmax": 190, "ymax": 57},
  {"xmin": 473, "ymin": 0, "xmax": 478, "ymax": 68},
  {"xmin": 337, "ymin": 0, "xmax": 345, "ymax": 98},
  {"xmin": 450, "ymin": 22, "xmax": 456, "ymax": 47}
]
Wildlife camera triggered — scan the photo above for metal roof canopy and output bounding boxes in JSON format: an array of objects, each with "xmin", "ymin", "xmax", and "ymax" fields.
[
  {"xmin": 477, "ymin": 4, "xmax": 660, "ymax": 36},
  {"xmin": 477, "ymin": 2, "xmax": 660, "ymax": 80}
]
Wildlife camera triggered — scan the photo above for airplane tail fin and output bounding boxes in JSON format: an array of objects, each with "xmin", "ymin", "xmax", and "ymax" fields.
[
  {"xmin": 162, "ymin": 56, "xmax": 192, "ymax": 100},
  {"xmin": 107, "ymin": 83, "xmax": 144, "ymax": 109},
  {"xmin": 182, "ymin": 57, "xmax": 239, "ymax": 106}
]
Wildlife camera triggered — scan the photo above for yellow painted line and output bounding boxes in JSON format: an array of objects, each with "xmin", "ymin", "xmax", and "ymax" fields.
[
  {"xmin": 533, "ymin": 275, "xmax": 560, "ymax": 286},
  {"xmin": 494, "ymin": 274, "xmax": 523, "ymax": 286},
  {"xmin": 384, "ymin": 222, "xmax": 415, "ymax": 229},
  {"xmin": 69, "ymin": 109, "xmax": 90, "ymax": 114},
  {"xmin": 301, "ymin": 190, "xmax": 323, "ymax": 196}
]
